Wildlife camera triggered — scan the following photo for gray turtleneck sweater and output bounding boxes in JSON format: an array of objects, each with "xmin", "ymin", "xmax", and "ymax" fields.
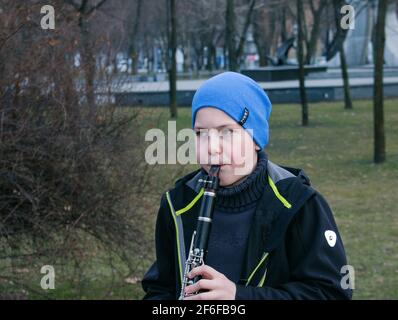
[{"xmin": 205, "ymin": 151, "xmax": 268, "ymax": 284}]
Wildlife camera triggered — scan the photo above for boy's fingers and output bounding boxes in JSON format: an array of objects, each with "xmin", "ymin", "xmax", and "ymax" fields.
[
  {"xmin": 184, "ymin": 279, "xmax": 214, "ymax": 295},
  {"xmin": 189, "ymin": 265, "xmax": 219, "ymax": 280}
]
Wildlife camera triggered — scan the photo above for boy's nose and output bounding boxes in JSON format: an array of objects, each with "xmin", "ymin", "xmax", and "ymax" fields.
[{"xmin": 208, "ymin": 131, "xmax": 222, "ymax": 156}]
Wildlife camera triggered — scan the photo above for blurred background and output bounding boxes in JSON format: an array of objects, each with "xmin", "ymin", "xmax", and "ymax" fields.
[{"xmin": 0, "ymin": 0, "xmax": 397, "ymax": 299}]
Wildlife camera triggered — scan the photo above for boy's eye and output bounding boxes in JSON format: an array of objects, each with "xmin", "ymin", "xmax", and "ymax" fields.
[
  {"xmin": 195, "ymin": 130, "xmax": 209, "ymax": 137},
  {"xmin": 195, "ymin": 128, "xmax": 234, "ymax": 138},
  {"xmin": 220, "ymin": 128, "xmax": 233, "ymax": 137}
]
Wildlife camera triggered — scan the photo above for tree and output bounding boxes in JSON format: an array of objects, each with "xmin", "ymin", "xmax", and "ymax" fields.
[
  {"xmin": 168, "ymin": 0, "xmax": 178, "ymax": 118},
  {"xmin": 373, "ymin": 0, "xmax": 388, "ymax": 163},
  {"xmin": 305, "ymin": 0, "xmax": 328, "ymax": 64},
  {"xmin": 226, "ymin": 0, "xmax": 238, "ymax": 71},
  {"xmin": 66, "ymin": 0, "xmax": 110, "ymax": 124},
  {"xmin": 296, "ymin": 0, "xmax": 309, "ymax": 126},
  {"xmin": 252, "ymin": 2, "xmax": 278, "ymax": 67},
  {"xmin": 0, "ymin": 0, "xmax": 152, "ymax": 297},
  {"xmin": 179, "ymin": 0, "xmax": 225, "ymax": 72},
  {"xmin": 225, "ymin": 0, "xmax": 256, "ymax": 71},
  {"xmin": 334, "ymin": 0, "xmax": 353, "ymax": 109},
  {"xmin": 236, "ymin": 0, "xmax": 257, "ymax": 67},
  {"xmin": 127, "ymin": 0, "xmax": 143, "ymax": 75}
]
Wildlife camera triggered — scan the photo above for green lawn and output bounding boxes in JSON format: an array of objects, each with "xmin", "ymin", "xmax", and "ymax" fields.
[{"xmin": 4, "ymin": 99, "xmax": 397, "ymax": 299}]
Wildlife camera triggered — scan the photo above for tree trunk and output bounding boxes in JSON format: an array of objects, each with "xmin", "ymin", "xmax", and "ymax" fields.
[
  {"xmin": 373, "ymin": 0, "xmax": 387, "ymax": 164},
  {"xmin": 334, "ymin": 0, "xmax": 352, "ymax": 109},
  {"xmin": 128, "ymin": 0, "xmax": 143, "ymax": 75},
  {"xmin": 79, "ymin": 15, "xmax": 96, "ymax": 124},
  {"xmin": 226, "ymin": 0, "xmax": 237, "ymax": 71},
  {"xmin": 113, "ymin": 54, "xmax": 118, "ymax": 75},
  {"xmin": 207, "ymin": 42, "xmax": 216, "ymax": 71},
  {"xmin": 281, "ymin": 8, "xmax": 287, "ymax": 43},
  {"xmin": 305, "ymin": 1, "xmax": 327, "ymax": 64},
  {"xmin": 168, "ymin": 0, "xmax": 177, "ymax": 118},
  {"xmin": 340, "ymin": 46, "xmax": 353, "ymax": 109},
  {"xmin": 236, "ymin": 0, "xmax": 257, "ymax": 67},
  {"xmin": 128, "ymin": 43, "xmax": 137, "ymax": 75},
  {"xmin": 252, "ymin": 22, "xmax": 267, "ymax": 66},
  {"xmin": 252, "ymin": 10, "xmax": 268, "ymax": 67},
  {"xmin": 195, "ymin": 48, "xmax": 203, "ymax": 72},
  {"xmin": 297, "ymin": 0, "xmax": 309, "ymax": 126},
  {"xmin": 183, "ymin": 44, "xmax": 191, "ymax": 73}
]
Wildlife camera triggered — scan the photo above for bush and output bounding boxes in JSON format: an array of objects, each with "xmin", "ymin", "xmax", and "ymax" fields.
[{"xmin": 0, "ymin": 1, "xmax": 152, "ymax": 298}]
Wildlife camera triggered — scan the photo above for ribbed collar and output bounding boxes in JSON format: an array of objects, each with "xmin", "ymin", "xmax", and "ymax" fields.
[
  {"xmin": 185, "ymin": 151, "xmax": 269, "ymax": 212},
  {"xmin": 215, "ymin": 151, "xmax": 268, "ymax": 211}
]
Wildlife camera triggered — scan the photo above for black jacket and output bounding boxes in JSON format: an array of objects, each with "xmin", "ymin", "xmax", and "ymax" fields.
[{"xmin": 142, "ymin": 160, "xmax": 353, "ymax": 300}]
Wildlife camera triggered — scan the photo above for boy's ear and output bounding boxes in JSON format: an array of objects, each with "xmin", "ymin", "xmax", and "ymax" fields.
[{"xmin": 255, "ymin": 145, "xmax": 261, "ymax": 151}]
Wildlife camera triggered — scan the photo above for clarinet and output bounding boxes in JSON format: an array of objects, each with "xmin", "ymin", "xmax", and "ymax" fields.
[{"xmin": 179, "ymin": 165, "xmax": 220, "ymax": 300}]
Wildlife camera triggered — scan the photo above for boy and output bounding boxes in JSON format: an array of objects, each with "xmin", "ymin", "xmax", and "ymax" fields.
[{"xmin": 142, "ymin": 72, "xmax": 353, "ymax": 300}]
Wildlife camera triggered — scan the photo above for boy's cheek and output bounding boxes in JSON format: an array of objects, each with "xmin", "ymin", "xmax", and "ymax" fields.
[
  {"xmin": 195, "ymin": 140, "xmax": 205, "ymax": 164},
  {"xmin": 220, "ymin": 142, "xmax": 232, "ymax": 165},
  {"xmin": 196, "ymin": 145, "xmax": 209, "ymax": 166}
]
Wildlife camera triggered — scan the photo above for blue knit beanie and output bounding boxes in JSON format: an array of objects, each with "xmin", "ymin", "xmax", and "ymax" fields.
[{"xmin": 191, "ymin": 72, "xmax": 272, "ymax": 150}]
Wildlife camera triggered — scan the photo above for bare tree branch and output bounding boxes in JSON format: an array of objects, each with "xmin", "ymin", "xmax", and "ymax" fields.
[
  {"xmin": 86, "ymin": 0, "xmax": 109, "ymax": 16},
  {"xmin": 236, "ymin": 0, "xmax": 257, "ymax": 63},
  {"xmin": 0, "ymin": 23, "xmax": 24, "ymax": 49}
]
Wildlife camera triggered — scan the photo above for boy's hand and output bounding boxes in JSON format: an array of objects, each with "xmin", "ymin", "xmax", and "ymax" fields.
[{"xmin": 183, "ymin": 264, "xmax": 236, "ymax": 300}]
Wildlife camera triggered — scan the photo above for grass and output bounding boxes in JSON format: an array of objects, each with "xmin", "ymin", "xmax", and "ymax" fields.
[{"xmin": 3, "ymin": 99, "xmax": 397, "ymax": 299}]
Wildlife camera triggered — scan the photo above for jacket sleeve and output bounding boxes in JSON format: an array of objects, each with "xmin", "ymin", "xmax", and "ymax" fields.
[
  {"xmin": 235, "ymin": 192, "xmax": 353, "ymax": 300},
  {"xmin": 141, "ymin": 193, "xmax": 177, "ymax": 300}
]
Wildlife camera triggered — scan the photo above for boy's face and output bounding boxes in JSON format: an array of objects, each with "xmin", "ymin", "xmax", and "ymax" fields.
[{"xmin": 194, "ymin": 107, "xmax": 260, "ymax": 187}]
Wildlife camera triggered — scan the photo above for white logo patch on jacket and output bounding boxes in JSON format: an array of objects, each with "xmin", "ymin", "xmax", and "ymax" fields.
[{"xmin": 324, "ymin": 230, "xmax": 337, "ymax": 247}]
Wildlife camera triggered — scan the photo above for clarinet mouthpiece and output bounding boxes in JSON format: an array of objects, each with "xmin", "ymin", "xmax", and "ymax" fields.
[{"xmin": 209, "ymin": 165, "xmax": 220, "ymax": 176}]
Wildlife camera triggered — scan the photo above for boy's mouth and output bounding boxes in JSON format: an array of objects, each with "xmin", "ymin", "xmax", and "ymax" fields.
[
  {"xmin": 205, "ymin": 164, "xmax": 228, "ymax": 174},
  {"xmin": 208, "ymin": 163, "xmax": 226, "ymax": 168}
]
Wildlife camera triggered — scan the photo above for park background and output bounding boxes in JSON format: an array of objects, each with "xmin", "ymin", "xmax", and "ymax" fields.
[{"xmin": 0, "ymin": 0, "xmax": 397, "ymax": 299}]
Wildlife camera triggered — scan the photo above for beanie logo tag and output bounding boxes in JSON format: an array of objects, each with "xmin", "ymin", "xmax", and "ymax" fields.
[{"xmin": 238, "ymin": 108, "xmax": 249, "ymax": 126}]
